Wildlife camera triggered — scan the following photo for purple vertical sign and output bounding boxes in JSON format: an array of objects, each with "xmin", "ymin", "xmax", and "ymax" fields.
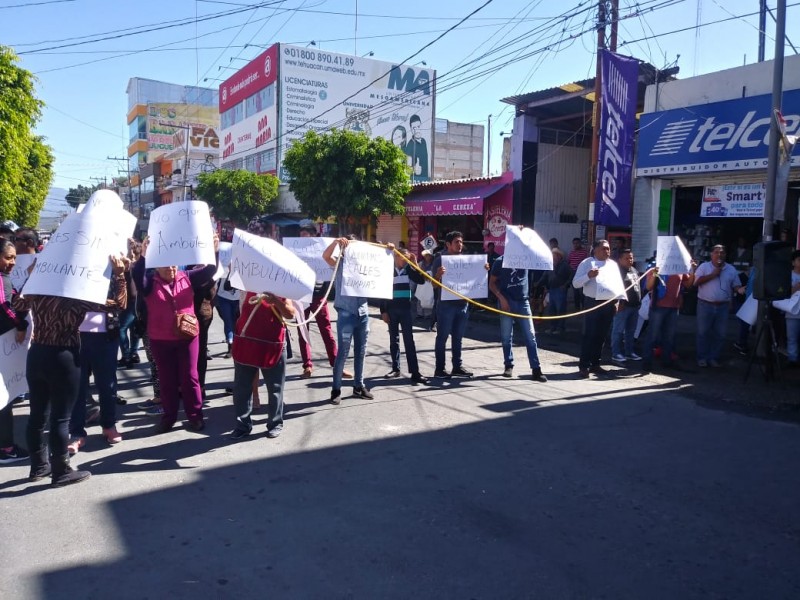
[{"xmin": 594, "ymin": 50, "xmax": 639, "ymax": 227}]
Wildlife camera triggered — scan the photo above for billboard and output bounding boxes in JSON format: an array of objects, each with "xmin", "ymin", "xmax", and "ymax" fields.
[
  {"xmin": 278, "ymin": 44, "xmax": 435, "ymax": 182},
  {"xmin": 146, "ymin": 103, "xmax": 219, "ymax": 156},
  {"xmin": 637, "ymin": 88, "xmax": 800, "ymax": 176},
  {"xmin": 701, "ymin": 183, "xmax": 766, "ymax": 218},
  {"xmin": 218, "ymin": 45, "xmax": 278, "ymax": 113}
]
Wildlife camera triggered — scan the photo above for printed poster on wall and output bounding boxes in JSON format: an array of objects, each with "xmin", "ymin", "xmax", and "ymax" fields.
[
  {"xmin": 340, "ymin": 242, "xmax": 393, "ymax": 299},
  {"xmin": 283, "ymin": 237, "xmax": 336, "ymax": 282},
  {"xmin": 441, "ymin": 254, "xmax": 489, "ymax": 301},
  {"xmin": 701, "ymin": 183, "xmax": 766, "ymax": 218},
  {"xmin": 278, "ymin": 44, "xmax": 435, "ymax": 183},
  {"xmin": 145, "ymin": 201, "xmax": 216, "ymax": 268},
  {"xmin": 502, "ymin": 226, "xmax": 553, "ymax": 271},
  {"xmin": 0, "ymin": 326, "xmax": 31, "ymax": 411}
]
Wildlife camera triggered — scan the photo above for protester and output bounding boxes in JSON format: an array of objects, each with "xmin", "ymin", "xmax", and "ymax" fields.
[
  {"xmin": 19, "ymin": 254, "xmax": 123, "ymax": 487},
  {"xmin": 693, "ymin": 245, "xmax": 745, "ymax": 367},
  {"xmin": 419, "ymin": 249, "xmax": 437, "ymax": 331},
  {"xmin": 134, "ymin": 269, "xmax": 163, "ymax": 416},
  {"xmin": 133, "ymin": 237, "xmax": 217, "ymax": 433},
  {"xmin": 539, "ymin": 248, "xmax": 571, "ymax": 334},
  {"xmin": 380, "ymin": 248, "xmax": 429, "ymax": 384},
  {"xmin": 488, "ymin": 246, "xmax": 547, "ymax": 382},
  {"xmin": 568, "ymin": 237, "xmax": 589, "ymax": 310},
  {"xmin": 785, "ymin": 250, "xmax": 800, "ymax": 367},
  {"xmin": 611, "ymin": 249, "xmax": 643, "ymax": 363},
  {"xmin": 229, "ymin": 291, "xmax": 295, "ymax": 440},
  {"xmin": 13, "ymin": 228, "xmax": 39, "ymax": 258},
  {"xmin": 322, "ymin": 236, "xmax": 377, "ymax": 404},
  {"xmin": 193, "ymin": 264, "xmax": 217, "ymax": 399},
  {"xmin": 572, "ymin": 239, "xmax": 622, "ymax": 377},
  {"xmin": 641, "ymin": 261, "xmax": 696, "ymax": 372},
  {"xmin": 68, "ymin": 256, "xmax": 129, "ymax": 453},
  {"xmin": 118, "ymin": 239, "xmax": 141, "ymax": 368},
  {"xmin": 0, "ymin": 239, "xmax": 30, "ymax": 464},
  {"xmin": 215, "ymin": 261, "xmax": 240, "ymax": 359}
]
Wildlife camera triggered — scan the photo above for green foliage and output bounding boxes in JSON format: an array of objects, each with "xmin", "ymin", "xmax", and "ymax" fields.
[
  {"xmin": 65, "ymin": 184, "xmax": 99, "ymax": 209},
  {"xmin": 195, "ymin": 168, "xmax": 279, "ymax": 224},
  {"xmin": 0, "ymin": 46, "xmax": 47, "ymax": 224},
  {"xmin": 16, "ymin": 136, "xmax": 54, "ymax": 228},
  {"xmin": 282, "ymin": 129, "xmax": 411, "ymax": 227}
]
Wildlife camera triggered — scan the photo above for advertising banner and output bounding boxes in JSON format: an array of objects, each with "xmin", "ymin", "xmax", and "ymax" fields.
[
  {"xmin": 218, "ymin": 45, "xmax": 279, "ymax": 113},
  {"xmin": 283, "ymin": 237, "xmax": 336, "ymax": 282},
  {"xmin": 145, "ymin": 201, "xmax": 216, "ymax": 268},
  {"xmin": 340, "ymin": 241, "xmax": 394, "ymax": 299},
  {"xmin": 147, "ymin": 104, "xmax": 220, "ymax": 156},
  {"xmin": 656, "ymin": 236, "xmax": 693, "ymax": 275},
  {"xmin": 502, "ymin": 226, "xmax": 553, "ymax": 271},
  {"xmin": 440, "ymin": 255, "xmax": 489, "ymax": 301},
  {"xmin": 0, "ymin": 327, "xmax": 31, "ymax": 411},
  {"xmin": 278, "ymin": 44, "xmax": 435, "ymax": 183},
  {"xmin": 637, "ymin": 89, "xmax": 800, "ymax": 176},
  {"xmin": 594, "ymin": 50, "xmax": 638, "ymax": 227},
  {"xmin": 701, "ymin": 183, "xmax": 766, "ymax": 218},
  {"xmin": 228, "ymin": 229, "xmax": 315, "ymax": 301},
  {"xmin": 220, "ymin": 93, "xmax": 277, "ymax": 170}
]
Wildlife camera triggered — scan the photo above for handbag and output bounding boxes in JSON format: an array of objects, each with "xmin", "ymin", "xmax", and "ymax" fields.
[
  {"xmin": 169, "ymin": 275, "xmax": 199, "ymax": 340},
  {"xmin": 232, "ymin": 296, "xmax": 286, "ymax": 369}
]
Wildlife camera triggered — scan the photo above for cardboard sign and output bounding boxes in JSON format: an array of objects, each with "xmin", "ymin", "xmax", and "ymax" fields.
[
  {"xmin": 340, "ymin": 242, "xmax": 394, "ymax": 299},
  {"xmin": 502, "ymin": 226, "xmax": 553, "ymax": 270},
  {"xmin": 283, "ymin": 237, "xmax": 336, "ymax": 282},
  {"xmin": 22, "ymin": 210, "xmax": 134, "ymax": 303},
  {"xmin": 10, "ymin": 254, "xmax": 36, "ymax": 291},
  {"xmin": 656, "ymin": 236, "xmax": 693, "ymax": 275},
  {"xmin": 145, "ymin": 201, "xmax": 216, "ymax": 268},
  {"xmin": 593, "ymin": 260, "xmax": 626, "ymax": 299},
  {"xmin": 0, "ymin": 326, "xmax": 31, "ymax": 411},
  {"xmin": 228, "ymin": 228, "xmax": 315, "ymax": 301},
  {"xmin": 441, "ymin": 254, "xmax": 489, "ymax": 301}
]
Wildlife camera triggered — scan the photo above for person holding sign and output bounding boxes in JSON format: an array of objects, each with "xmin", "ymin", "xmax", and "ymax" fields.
[
  {"xmin": 322, "ymin": 236, "xmax": 376, "ymax": 404},
  {"xmin": 488, "ymin": 257, "xmax": 547, "ymax": 382},
  {"xmin": 572, "ymin": 239, "xmax": 624, "ymax": 378},
  {"xmin": 610, "ymin": 249, "xmax": 643, "ymax": 364},
  {"xmin": 693, "ymin": 245, "xmax": 745, "ymax": 368},
  {"xmin": 133, "ymin": 237, "xmax": 217, "ymax": 434}
]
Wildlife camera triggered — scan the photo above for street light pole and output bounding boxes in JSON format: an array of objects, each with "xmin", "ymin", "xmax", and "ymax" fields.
[{"xmin": 763, "ymin": 0, "xmax": 786, "ymax": 241}]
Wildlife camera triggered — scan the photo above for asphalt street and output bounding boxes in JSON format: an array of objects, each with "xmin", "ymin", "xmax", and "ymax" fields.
[{"xmin": 1, "ymin": 307, "xmax": 799, "ymax": 599}]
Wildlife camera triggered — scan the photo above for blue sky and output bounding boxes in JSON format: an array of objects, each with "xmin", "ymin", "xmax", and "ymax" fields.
[{"xmin": 2, "ymin": 0, "xmax": 798, "ymax": 192}]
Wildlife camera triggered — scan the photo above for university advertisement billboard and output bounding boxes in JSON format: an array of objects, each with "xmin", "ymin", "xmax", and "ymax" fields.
[
  {"xmin": 278, "ymin": 44, "xmax": 435, "ymax": 182},
  {"xmin": 218, "ymin": 45, "xmax": 278, "ymax": 114}
]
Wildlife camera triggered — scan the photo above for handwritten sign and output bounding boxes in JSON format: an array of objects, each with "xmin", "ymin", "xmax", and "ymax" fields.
[
  {"xmin": 82, "ymin": 189, "xmax": 124, "ymax": 216},
  {"xmin": 773, "ymin": 291, "xmax": 800, "ymax": 316},
  {"xmin": 656, "ymin": 236, "xmax": 693, "ymax": 275},
  {"xmin": 502, "ymin": 226, "xmax": 553, "ymax": 270},
  {"xmin": 283, "ymin": 237, "xmax": 336, "ymax": 282},
  {"xmin": 0, "ymin": 326, "xmax": 31, "ymax": 411},
  {"xmin": 593, "ymin": 260, "xmax": 626, "ymax": 299},
  {"xmin": 218, "ymin": 241, "xmax": 233, "ymax": 268},
  {"xmin": 23, "ymin": 208, "xmax": 135, "ymax": 303},
  {"xmin": 441, "ymin": 254, "xmax": 489, "ymax": 301},
  {"xmin": 340, "ymin": 242, "xmax": 393, "ymax": 299},
  {"xmin": 228, "ymin": 228, "xmax": 315, "ymax": 301},
  {"xmin": 145, "ymin": 201, "xmax": 215, "ymax": 268},
  {"xmin": 10, "ymin": 254, "xmax": 36, "ymax": 291}
]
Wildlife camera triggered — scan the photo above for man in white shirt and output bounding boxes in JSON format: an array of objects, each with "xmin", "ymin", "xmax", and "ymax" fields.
[
  {"xmin": 693, "ymin": 245, "xmax": 745, "ymax": 367},
  {"xmin": 572, "ymin": 239, "xmax": 623, "ymax": 377}
]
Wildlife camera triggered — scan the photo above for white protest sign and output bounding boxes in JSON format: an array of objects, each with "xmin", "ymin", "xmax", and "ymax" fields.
[
  {"xmin": 593, "ymin": 260, "xmax": 626, "ymax": 299},
  {"xmin": 82, "ymin": 189, "xmax": 124, "ymax": 216},
  {"xmin": 736, "ymin": 294, "xmax": 759, "ymax": 325},
  {"xmin": 441, "ymin": 254, "xmax": 489, "ymax": 301},
  {"xmin": 340, "ymin": 241, "xmax": 394, "ymax": 299},
  {"xmin": 218, "ymin": 241, "xmax": 233, "ymax": 268},
  {"xmin": 22, "ymin": 210, "xmax": 134, "ymax": 303},
  {"xmin": 283, "ymin": 237, "xmax": 336, "ymax": 282},
  {"xmin": 10, "ymin": 254, "xmax": 36, "ymax": 291},
  {"xmin": 109, "ymin": 210, "xmax": 138, "ymax": 256},
  {"xmin": 0, "ymin": 326, "xmax": 31, "ymax": 411},
  {"xmin": 228, "ymin": 229, "xmax": 315, "ymax": 301},
  {"xmin": 502, "ymin": 226, "xmax": 554, "ymax": 270},
  {"xmin": 145, "ymin": 201, "xmax": 215, "ymax": 268},
  {"xmin": 656, "ymin": 236, "xmax": 693, "ymax": 275},
  {"xmin": 773, "ymin": 291, "xmax": 800, "ymax": 316}
]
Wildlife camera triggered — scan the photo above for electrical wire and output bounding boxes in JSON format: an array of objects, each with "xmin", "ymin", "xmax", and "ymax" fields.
[{"xmin": 0, "ymin": 0, "xmax": 75, "ymax": 8}]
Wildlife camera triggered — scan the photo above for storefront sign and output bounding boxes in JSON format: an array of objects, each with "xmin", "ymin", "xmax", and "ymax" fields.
[
  {"xmin": 594, "ymin": 50, "xmax": 638, "ymax": 227},
  {"xmin": 701, "ymin": 183, "xmax": 766, "ymax": 218},
  {"xmin": 405, "ymin": 198, "xmax": 483, "ymax": 217},
  {"xmin": 637, "ymin": 89, "xmax": 800, "ymax": 175}
]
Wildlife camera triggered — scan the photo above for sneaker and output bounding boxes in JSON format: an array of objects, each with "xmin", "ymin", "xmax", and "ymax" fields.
[
  {"xmin": 532, "ymin": 368, "xmax": 548, "ymax": 383},
  {"xmin": 330, "ymin": 388, "xmax": 342, "ymax": 405},
  {"xmin": 709, "ymin": 359, "xmax": 722, "ymax": 368},
  {"xmin": 85, "ymin": 406, "xmax": 101, "ymax": 425},
  {"xmin": 502, "ymin": 367, "xmax": 513, "ymax": 378},
  {"xmin": 29, "ymin": 464, "xmax": 51, "ymax": 482},
  {"xmin": 51, "ymin": 466, "xmax": 91, "ymax": 488},
  {"xmin": 578, "ymin": 368, "xmax": 590, "ymax": 378},
  {"xmin": 352, "ymin": 387, "xmax": 374, "ymax": 400},
  {"xmin": 139, "ymin": 398, "xmax": 159, "ymax": 410},
  {"xmin": 611, "ymin": 354, "xmax": 627, "ymax": 363},
  {"xmin": 117, "ymin": 358, "xmax": 130, "ymax": 368},
  {"xmin": 301, "ymin": 367, "xmax": 313, "ymax": 379},
  {"xmin": 697, "ymin": 359, "xmax": 708, "ymax": 368},
  {"xmin": 589, "ymin": 365, "xmax": 610, "ymax": 376},
  {"xmin": 229, "ymin": 428, "xmax": 251, "ymax": 441},
  {"xmin": 342, "ymin": 370, "xmax": 354, "ymax": 380},
  {"xmin": 385, "ymin": 369, "xmax": 401, "ymax": 378},
  {"xmin": 410, "ymin": 373, "xmax": 429, "ymax": 385},
  {"xmin": 67, "ymin": 437, "xmax": 86, "ymax": 455},
  {"xmin": 102, "ymin": 427, "xmax": 123, "ymax": 444},
  {"xmin": 626, "ymin": 353, "xmax": 643, "ymax": 361},
  {"xmin": 733, "ymin": 342, "xmax": 748, "ymax": 355},
  {"xmin": 266, "ymin": 424, "xmax": 283, "ymax": 439},
  {"xmin": 145, "ymin": 404, "xmax": 164, "ymax": 416},
  {"xmin": 451, "ymin": 366, "xmax": 473, "ymax": 377},
  {"xmin": 186, "ymin": 419, "xmax": 206, "ymax": 432},
  {"xmin": 433, "ymin": 369, "xmax": 451, "ymax": 379},
  {"xmin": 0, "ymin": 444, "xmax": 29, "ymax": 464}
]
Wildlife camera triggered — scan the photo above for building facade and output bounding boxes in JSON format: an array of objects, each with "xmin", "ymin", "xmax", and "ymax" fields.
[{"xmin": 433, "ymin": 118, "xmax": 484, "ymax": 180}]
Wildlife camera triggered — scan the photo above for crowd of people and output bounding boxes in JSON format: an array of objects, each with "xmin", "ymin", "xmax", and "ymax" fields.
[{"xmin": 1, "ymin": 220, "xmax": 798, "ymax": 489}]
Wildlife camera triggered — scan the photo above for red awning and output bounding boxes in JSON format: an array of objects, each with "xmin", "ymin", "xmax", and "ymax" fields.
[{"xmin": 405, "ymin": 181, "xmax": 509, "ymax": 217}]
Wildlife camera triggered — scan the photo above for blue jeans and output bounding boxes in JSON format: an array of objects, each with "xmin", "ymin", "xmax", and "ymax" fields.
[
  {"xmin": 786, "ymin": 318, "xmax": 800, "ymax": 362},
  {"xmin": 696, "ymin": 299, "xmax": 730, "ymax": 362},
  {"xmin": 333, "ymin": 309, "xmax": 369, "ymax": 390},
  {"xmin": 499, "ymin": 298, "xmax": 541, "ymax": 369},
  {"xmin": 643, "ymin": 306, "xmax": 679, "ymax": 367},
  {"xmin": 435, "ymin": 301, "xmax": 469, "ymax": 372},
  {"xmin": 215, "ymin": 296, "xmax": 240, "ymax": 345},
  {"xmin": 611, "ymin": 305, "xmax": 639, "ymax": 357},
  {"xmin": 118, "ymin": 307, "xmax": 140, "ymax": 360},
  {"xmin": 71, "ymin": 331, "xmax": 120, "ymax": 437},
  {"xmin": 547, "ymin": 287, "xmax": 567, "ymax": 331}
]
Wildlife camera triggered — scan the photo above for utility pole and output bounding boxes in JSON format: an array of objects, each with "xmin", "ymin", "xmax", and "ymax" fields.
[
  {"xmin": 763, "ymin": 0, "xmax": 786, "ymax": 241},
  {"xmin": 758, "ymin": 0, "xmax": 767, "ymax": 62},
  {"xmin": 108, "ymin": 155, "xmax": 133, "ymax": 211},
  {"xmin": 609, "ymin": 0, "xmax": 619, "ymax": 52},
  {"xmin": 487, "ymin": 114, "xmax": 492, "ymax": 177},
  {"xmin": 588, "ymin": 0, "xmax": 608, "ymax": 237}
]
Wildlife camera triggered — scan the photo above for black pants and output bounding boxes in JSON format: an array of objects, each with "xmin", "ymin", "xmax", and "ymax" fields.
[
  {"xmin": 579, "ymin": 298, "xmax": 616, "ymax": 369},
  {"xmin": 26, "ymin": 344, "xmax": 81, "ymax": 460},
  {"xmin": 197, "ymin": 317, "xmax": 212, "ymax": 389},
  {"xmin": 0, "ymin": 404, "xmax": 14, "ymax": 448},
  {"xmin": 387, "ymin": 305, "xmax": 420, "ymax": 375}
]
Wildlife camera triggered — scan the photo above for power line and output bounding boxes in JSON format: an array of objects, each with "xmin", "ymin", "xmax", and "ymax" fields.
[
  {"xmin": 45, "ymin": 104, "xmax": 121, "ymax": 138},
  {"xmin": 0, "ymin": 0, "xmax": 75, "ymax": 8}
]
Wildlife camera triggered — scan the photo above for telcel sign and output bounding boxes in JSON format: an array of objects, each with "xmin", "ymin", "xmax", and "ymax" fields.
[{"xmin": 637, "ymin": 89, "xmax": 800, "ymax": 176}]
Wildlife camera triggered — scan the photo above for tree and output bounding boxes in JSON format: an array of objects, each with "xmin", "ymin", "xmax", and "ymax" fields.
[
  {"xmin": 282, "ymin": 129, "xmax": 411, "ymax": 230},
  {"xmin": 195, "ymin": 168, "xmax": 279, "ymax": 225},
  {"xmin": 0, "ymin": 46, "xmax": 50, "ymax": 224},
  {"xmin": 65, "ymin": 183, "xmax": 99, "ymax": 209},
  {"xmin": 16, "ymin": 136, "xmax": 55, "ymax": 228}
]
